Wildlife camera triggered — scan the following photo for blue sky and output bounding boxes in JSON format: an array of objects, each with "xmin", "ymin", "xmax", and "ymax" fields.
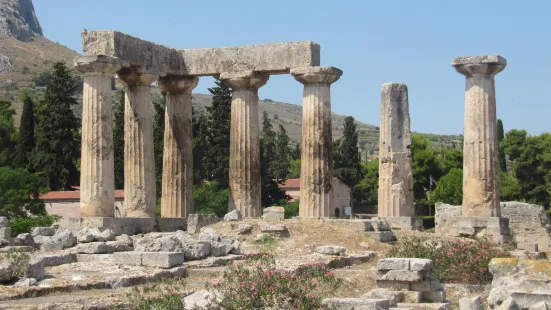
[{"xmin": 34, "ymin": 0, "xmax": 550, "ymax": 135}]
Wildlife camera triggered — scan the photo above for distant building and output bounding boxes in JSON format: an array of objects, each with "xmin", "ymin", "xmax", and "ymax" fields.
[
  {"xmin": 279, "ymin": 178, "xmax": 351, "ymax": 218},
  {"xmin": 40, "ymin": 190, "xmax": 125, "ymax": 227}
]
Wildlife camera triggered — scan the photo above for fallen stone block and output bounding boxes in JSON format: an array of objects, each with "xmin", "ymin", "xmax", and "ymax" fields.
[
  {"xmin": 114, "ymin": 252, "xmax": 142, "ymax": 266},
  {"xmin": 106, "ymin": 241, "xmax": 133, "ymax": 252},
  {"xmin": 324, "ymin": 219, "xmax": 372, "ymax": 232},
  {"xmin": 374, "ymin": 270, "xmax": 423, "ymax": 282},
  {"xmin": 377, "ymin": 258, "xmax": 410, "ymax": 271},
  {"xmin": 410, "ymin": 259, "xmax": 433, "ymax": 271},
  {"xmin": 529, "ymin": 301, "xmax": 550, "ymax": 310},
  {"xmin": 27, "ymin": 258, "xmax": 45, "ymax": 280},
  {"xmin": 0, "ymin": 262, "xmax": 11, "ymax": 281},
  {"xmin": 141, "ymin": 252, "xmax": 185, "ymax": 268},
  {"xmin": 315, "ymin": 245, "xmax": 347, "ymax": 256},
  {"xmin": 182, "ymin": 240, "xmax": 211, "ymax": 260},
  {"xmin": 259, "ymin": 222, "xmax": 288, "ymax": 235},
  {"xmin": 134, "ymin": 235, "xmax": 184, "ymax": 252},
  {"xmin": 322, "ymin": 298, "xmax": 390, "ymax": 310},
  {"xmin": 14, "ymin": 233, "xmax": 35, "ymax": 247},
  {"xmin": 35, "ymin": 253, "xmax": 77, "ymax": 267},
  {"xmin": 511, "ymin": 293, "xmax": 551, "ymax": 310},
  {"xmin": 198, "ymin": 228, "xmax": 220, "ymax": 242},
  {"xmin": 210, "ymin": 241, "xmax": 227, "ymax": 257},
  {"xmin": 362, "ymin": 289, "xmax": 401, "ymax": 306},
  {"xmin": 369, "ymin": 218, "xmax": 391, "ymax": 231},
  {"xmin": 14, "ymin": 277, "xmax": 37, "ymax": 287},
  {"xmin": 31, "ymin": 227, "xmax": 56, "ymax": 237},
  {"xmin": 76, "ymin": 242, "xmax": 115, "ymax": 254},
  {"xmin": 459, "ymin": 296, "xmax": 483, "ymax": 310},
  {"xmin": 0, "ymin": 216, "xmax": 8, "ymax": 227},
  {"xmin": 377, "ymin": 280, "xmax": 411, "ymax": 291},
  {"xmin": 187, "ymin": 214, "xmax": 220, "ymax": 235},
  {"xmin": 116, "ymin": 234, "xmax": 133, "ymax": 246},
  {"xmin": 0, "ymin": 246, "xmax": 34, "ymax": 253},
  {"xmin": 0, "ymin": 227, "xmax": 11, "ymax": 239},
  {"xmin": 220, "ymin": 236, "xmax": 240, "ymax": 254},
  {"xmin": 365, "ymin": 231, "xmax": 395, "ymax": 243},
  {"xmin": 421, "ymin": 291, "xmax": 446, "ymax": 303},
  {"xmin": 40, "ymin": 239, "xmax": 64, "ymax": 251},
  {"xmin": 262, "ymin": 206, "xmax": 285, "ymax": 220},
  {"xmin": 497, "ymin": 297, "xmax": 520, "ymax": 310},
  {"xmin": 396, "ymin": 303, "xmax": 451, "ymax": 310},
  {"xmin": 234, "ymin": 223, "xmax": 253, "ymax": 235},
  {"xmin": 224, "ymin": 209, "xmax": 242, "ymax": 222}
]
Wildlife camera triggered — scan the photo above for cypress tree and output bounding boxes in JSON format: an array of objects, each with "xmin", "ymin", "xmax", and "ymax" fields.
[
  {"xmin": 15, "ymin": 90, "xmax": 35, "ymax": 169},
  {"xmin": 0, "ymin": 99, "xmax": 15, "ymax": 167},
  {"xmin": 192, "ymin": 108, "xmax": 208, "ymax": 185},
  {"xmin": 497, "ymin": 119, "xmax": 506, "ymax": 171},
  {"xmin": 113, "ymin": 90, "xmax": 125, "ymax": 189},
  {"xmin": 260, "ymin": 112, "xmax": 288, "ymax": 207},
  {"xmin": 273, "ymin": 124, "xmax": 291, "ymax": 180},
  {"xmin": 31, "ymin": 62, "xmax": 80, "ymax": 190},
  {"xmin": 334, "ymin": 116, "xmax": 362, "ymax": 187},
  {"xmin": 153, "ymin": 92, "xmax": 166, "ymax": 198}
]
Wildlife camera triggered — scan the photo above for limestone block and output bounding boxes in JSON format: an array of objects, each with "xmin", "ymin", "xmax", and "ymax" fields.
[
  {"xmin": 376, "ymin": 280, "xmax": 411, "ymax": 291},
  {"xmin": 114, "ymin": 252, "xmax": 142, "ymax": 266},
  {"xmin": 262, "ymin": 206, "xmax": 285, "ymax": 220},
  {"xmin": 134, "ymin": 235, "xmax": 183, "ymax": 252},
  {"xmin": 141, "ymin": 252, "xmax": 185, "ymax": 268},
  {"xmin": 116, "ymin": 234, "xmax": 133, "ymax": 247},
  {"xmin": 34, "ymin": 253, "xmax": 77, "ymax": 267},
  {"xmin": 27, "ymin": 258, "xmax": 45, "ymax": 280},
  {"xmin": 421, "ymin": 291, "xmax": 446, "ymax": 303},
  {"xmin": 259, "ymin": 222, "xmax": 288, "ymax": 235},
  {"xmin": 459, "ymin": 296, "xmax": 483, "ymax": 310},
  {"xmin": 501, "ymin": 201, "xmax": 551, "ymax": 252},
  {"xmin": 181, "ymin": 240, "xmax": 211, "ymax": 260},
  {"xmin": 220, "ymin": 236, "xmax": 240, "ymax": 254},
  {"xmin": 157, "ymin": 218, "xmax": 187, "ymax": 232},
  {"xmin": 187, "ymin": 214, "xmax": 220, "ymax": 235},
  {"xmin": 198, "ymin": 228, "xmax": 220, "ymax": 242},
  {"xmin": 321, "ymin": 298, "xmax": 390, "ymax": 310},
  {"xmin": 374, "ymin": 270, "xmax": 423, "ymax": 282},
  {"xmin": 76, "ymin": 242, "xmax": 115, "ymax": 254},
  {"xmin": 31, "ymin": 227, "xmax": 55, "ymax": 237},
  {"xmin": 324, "ymin": 219, "xmax": 372, "ymax": 232},
  {"xmin": 315, "ymin": 245, "xmax": 347, "ymax": 256},
  {"xmin": 40, "ymin": 240, "xmax": 64, "ymax": 251},
  {"xmin": 77, "ymin": 227, "xmax": 101, "ymax": 243},
  {"xmin": 497, "ymin": 297, "xmax": 520, "ymax": 310},
  {"xmin": 0, "ymin": 216, "xmax": 8, "ymax": 227},
  {"xmin": 396, "ymin": 303, "xmax": 451, "ymax": 310},
  {"xmin": 233, "ymin": 223, "xmax": 253, "ymax": 235},
  {"xmin": 224, "ymin": 209, "xmax": 242, "ymax": 222},
  {"xmin": 0, "ymin": 227, "xmax": 11, "ymax": 239},
  {"xmin": 409, "ymin": 259, "xmax": 434, "ymax": 271},
  {"xmin": 14, "ymin": 233, "xmax": 34, "ymax": 247},
  {"xmin": 361, "ymin": 288, "xmax": 401, "ymax": 306},
  {"xmin": 210, "ymin": 241, "xmax": 227, "ymax": 257},
  {"xmin": 106, "ymin": 241, "xmax": 133, "ymax": 252},
  {"xmin": 529, "ymin": 301, "xmax": 550, "ymax": 310},
  {"xmin": 380, "ymin": 217, "xmax": 423, "ymax": 231},
  {"xmin": 410, "ymin": 280, "xmax": 444, "ymax": 292},
  {"xmin": 365, "ymin": 231, "xmax": 396, "ymax": 243},
  {"xmin": 377, "ymin": 258, "xmax": 411, "ymax": 271},
  {"xmin": 369, "ymin": 219, "xmax": 391, "ymax": 231},
  {"xmin": 510, "ymin": 293, "xmax": 551, "ymax": 310},
  {"xmin": 53, "ymin": 230, "xmax": 77, "ymax": 248}
]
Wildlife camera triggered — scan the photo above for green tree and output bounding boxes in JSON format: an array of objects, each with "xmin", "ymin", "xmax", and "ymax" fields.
[
  {"xmin": 14, "ymin": 90, "xmax": 35, "ymax": 169},
  {"xmin": 334, "ymin": 116, "xmax": 362, "ymax": 187},
  {"xmin": 113, "ymin": 90, "xmax": 125, "ymax": 189},
  {"xmin": 411, "ymin": 135, "xmax": 438, "ymax": 209},
  {"xmin": 500, "ymin": 171, "xmax": 521, "ymax": 201},
  {"xmin": 0, "ymin": 99, "xmax": 16, "ymax": 166},
  {"xmin": 203, "ymin": 78, "xmax": 232, "ymax": 188},
  {"xmin": 192, "ymin": 108, "xmax": 209, "ymax": 185},
  {"xmin": 153, "ymin": 92, "xmax": 166, "ymax": 198},
  {"xmin": 497, "ymin": 119, "xmax": 506, "ymax": 171},
  {"xmin": 260, "ymin": 112, "xmax": 289, "ymax": 207},
  {"xmin": 502, "ymin": 129, "xmax": 527, "ymax": 161},
  {"xmin": 194, "ymin": 181, "xmax": 229, "ymax": 217},
  {"xmin": 288, "ymin": 159, "xmax": 301, "ymax": 178},
  {"xmin": 431, "ymin": 168, "xmax": 463, "ymax": 205},
  {"xmin": 291, "ymin": 143, "xmax": 301, "ymax": 160},
  {"xmin": 0, "ymin": 167, "xmax": 48, "ymax": 218},
  {"xmin": 31, "ymin": 62, "xmax": 80, "ymax": 190},
  {"xmin": 354, "ymin": 160, "xmax": 379, "ymax": 206},
  {"xmin": 273, "ymin": 124, "xmax": 291, "ymax": 180}
]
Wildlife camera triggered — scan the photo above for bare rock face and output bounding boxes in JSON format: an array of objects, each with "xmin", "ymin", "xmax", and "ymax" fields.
[{"xmin": 0, "ymin": 0, "xmax": 42, "ymax": 42}]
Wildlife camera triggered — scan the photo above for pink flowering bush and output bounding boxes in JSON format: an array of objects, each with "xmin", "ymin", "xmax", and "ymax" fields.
[
  {"xmin": 388, "ymin": 236, "xmax": 510, "ymax": 284},
  {"xmin": 199, "ymin": 253, "xmax": 340, "ymax": 309}
]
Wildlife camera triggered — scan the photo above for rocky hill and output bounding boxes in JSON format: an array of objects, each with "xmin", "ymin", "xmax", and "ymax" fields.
[{"xmin": 0, "ymin": 0, "xmax": 41, "ymax": 41}]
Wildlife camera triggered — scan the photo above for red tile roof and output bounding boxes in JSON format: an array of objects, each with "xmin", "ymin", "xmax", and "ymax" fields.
[
  {"xmin": 279, "ymin": 178, "xmax": 301, "ymax": 189},
  {"xmin": 40, "ymin": 190, "xmax": 125, "ymax": 201}
]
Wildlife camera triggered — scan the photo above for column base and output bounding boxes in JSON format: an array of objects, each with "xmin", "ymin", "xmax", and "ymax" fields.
[
  {"xmin": 377, "ymin": 217, "xmax": 424, "ymax": 231},
  {"xmin": 68, "ymin": 217, "xmax": 187, "ymax": 236},
  {"xmin": 435, "ymin": 216, "xmax": 512, "ymax": 243}
]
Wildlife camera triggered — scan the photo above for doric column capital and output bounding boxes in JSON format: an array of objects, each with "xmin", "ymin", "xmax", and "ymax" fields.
[
  {"xmin": 158, "ymin": 75, "xmax": 199, "ymax": 94},
  {"xmin": 452, "ymin": 55, "xmax": 507, "ymax": 78},
  {"xmin": 74, "ymin": 55, "xmax": 124, "ymax": 76},
  {"xmin": 117, "ymin": 66, "xmax": 158, "ymax": 86},
  {"xmin": 220, "ymin": 71, "xmax": 269, "ymax": 90},
  {"xmin": 291, "ymin": 66, "xmax": 342, "ymax": 85}
]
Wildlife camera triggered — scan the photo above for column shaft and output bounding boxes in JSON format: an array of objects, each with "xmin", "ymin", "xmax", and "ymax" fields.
[{"xmin": 299, "ymin": 84, "xmax": 333, "ymax": 218}]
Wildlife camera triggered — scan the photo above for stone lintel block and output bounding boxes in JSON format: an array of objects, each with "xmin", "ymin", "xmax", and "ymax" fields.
[
  {"xmin": 379, "ymin": 217, "xmax": 423, "ymax": 231},
  {"xmin": 374, "ymin": 270, "xmax": 423, "ymax": 282},
  {"xmin": 376, "ymin": 280, "xmax": 411, "ymax": 291},
  {"xmin": 377, "ymin": 258, "xmax": 411, "ymax": 271},
  {"xmin": 324, "ymin": 219, "xmax": 372, "ymax": 232},
  {"xmin": 141, "ymin": 252, "xmax": 185, "ymax": 269},
  {"xmin": 365, "ymin": 231, "xmax": 396, "ymax": 243},
  {"xmin": 83, "ymin": 30, "xmax": 320, "ymax": 76},
  {"xmin": 322, "ymin": 298, "xmax": 390, "ymax": 310}
]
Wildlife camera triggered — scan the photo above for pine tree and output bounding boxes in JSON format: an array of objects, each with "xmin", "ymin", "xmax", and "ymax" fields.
[
  {"xmin": 292, "ymin": 142, "xmax": 301, "ymax": 160},
  {"xmin": 273, "ymin": 124, "xmax": 291, "ymax": 180},
  {"xmin": 203, "ymin": 78, "xmax": 232, "ymax": 188},
  {"xmin": 497, "ymin": 119, "xmax": 506, "ymax": 171},
  {"xmin": 0, "ymin": 99, "xmax": 15, "ymax": 167},
  {"xmin": 192, "ymin": 107, "xmax": 208, "ymax": 185},
  {"xmin": 31, "ymin": 62, "xmax": 80, "ymax": 190},
  {"xmin": 14, "ymin": 90, "xmax": 35, "ymax": 169},
  {"xmin": 334, "ymin": 116, "xmax": 362, "ymax": 187},
  {"xmin": 113, "ymin": 90, "xmax": 125, "ymax": 189},
  {"xmin": 153, "ymin": 92, "xmax": 166, "ymax": 198},
  {"xmin": 260, "ymin": 112, "xmax": 289, "ymax": 207}
]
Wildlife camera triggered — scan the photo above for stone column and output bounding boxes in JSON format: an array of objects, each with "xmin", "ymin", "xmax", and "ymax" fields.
[
  {"xmin": 452, "ymin": 55, "xmax": 506, "ymax": 217},
  {"xmin": 378, "ymin": 83, "xmax": 414, "ymax": 217},
  {"xmin": 220, "ymin": 71, "xmax": 269, "ymax": 218},
  {"xmin": 158, "ymin": 75, "xmax": 199, "ymax": 218},
  {"xmin": 74, "ymin": 56, "xmax": 122, "ymax": 217},
  {"xmin": 291, "ymin": 66, "xmax": 342, "ymax": 218},
  {"xmin": 117, "ymin": 67, "xmax": 158, "ymax": 218}
]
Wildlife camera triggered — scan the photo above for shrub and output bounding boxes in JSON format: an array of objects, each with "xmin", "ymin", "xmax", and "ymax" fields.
[
  {"xmin": 9, "ymin": 214, "xmax": 61, "ymax": 236},
  {"xmin": 280, "ymin": 199, "xmax": 299, "ymax": 219},
  {"xmin": 201, "ymin": 254, "xmax": 340, "ymax": 309},
  {"xmin": 257, "ymin": 233, "xmax": 277, "ymax": 252},
  {"xmin": 0, "ymin": 167, "xmax": 49, "ymax": 218},
  {"xmin": 123, "ymin": 277, "xmax": 186, "ymax": 310},
  {"xmin": 388, "ymin": 236, "xmax": 510, "ymax": 284},
  {"xmin": 194, "ymin": 181, "xmax": 229, "ymax": 217},
  {"xmin": 6, "ymin": 248, "xmax": 30, "ymax": 278},
  {"xmin": 417, "ymin": 216, "xmax": 435, "ymax": 229}
]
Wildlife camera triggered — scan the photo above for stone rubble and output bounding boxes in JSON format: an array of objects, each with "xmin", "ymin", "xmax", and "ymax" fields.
[
  {"xmin": 224, "ymin": 209, "xmax": 243, "ymax": 222},
  {"xmin": 315, "ymin": 245, "xmax": 347, "ymax": 256},
  {"xmin": 459, "ymin": 296, "xmax": 483, "ymax": 310},
  {"xmin": 262, "ymin": 206, "xmax": 285, "ymax": 220}
]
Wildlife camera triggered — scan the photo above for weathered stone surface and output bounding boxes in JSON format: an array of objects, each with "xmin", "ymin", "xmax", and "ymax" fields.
[
  {"xmin": 529, "ymin": 301, "xmax": 550, "ymax": 310},
  {"xmin": 422, "ymin": 291, "xmax": 446, "ymax": 303},
  {"xmin": 198, "ymin": 228, "xmax": 220, "ymax": 242},
  {"xmin": 187, "ymin": 214, "xmax": 220, "ymax": 234},
  {"xmin": 234, "ymin": 223, "xmax": 253, "ymax": 235},
  {"xmin": 83, "ymin": 30, "xmax": 320, "ymax": 76},
  {"xmin": 181, "ymin": 240, "xmax": 211, "ymax": 260},
  {"xmin": 410, "ymin": 259, "xmax": 434, "ymax": 271},
  {"xmin": 134, "ymin": 235, "xmax": 183, "ymax": 252},
  {"xmin": 369, "ymin": 218, "xmax": 392, "ymax": 231},
  {"xmin": 259, "ymin": 222, "xmax": 288, "ymax": 234},
  {"xmin": 380, "ymin": 217, "xmax": 423, "ymax": 231},
  {"xmin": 510, "ymin": 293, "xmax": 551, "ymax": 310},
  {"xmin": 374, "ymin": 270, "xmax": 423, "ymax": 282},
  {"xmin": 31, "ymin": 227, "xmax": 55, "ymax": 237},
  {"xmin": 436, "ymin": 216, "xmax": 512, "ymax": 243},
  {"xmin": 262, "ymin": 206, "xmax": 285, "ymax": 220},
  {"xmin": 324, "ymin": 219, "xmax": 372, "ymax": 232},
  {"xmin": 497, "ymin": 297, "xmax": 520, "ymax": 310},
  {"xmin": 396, "ymin": 303, "xmax": 451, "ymax": 310},
  {"xmin": 459, "ymin": 296, "xmax": 483, "ymax": 310},
  {"xmin": 220, "ymin": 236, "xmax": 240, "ymax": 254},
  {"xmin": 76, "ymin": 242, "xmax": 115, "ymax": 254},
  {"xmin": 0, "ymin": 0, "xmax": 43, "ymax": 42},
  {"xmin": 116, "ymin": 234, "xmax": 133, "ymax": 246},
  {"xmin": 361, "ymin": 289, "xmax": 401, "ymax": 306},
  {"xmin": 40, "ymin": 230, "xmax": 76, "ymax": 251},
  {"xmin": 13, "ymin": 277, "xmax": 37, "ymax": 287},
  {"xmin": 210, "ymin": 241, "xmax": 227, "ymax": 257},
  {"xmin": 501, "ymin": 201, "xmax": 551, "ymax": 251},
  {"xmin": 159, "ymin": 75, "xmax": 198, "ymax": 218},
  {"xmin": 106, "ymin": 241, "xmax": 133, "ymax": 252},
  {"xmin": 224, "ymin": 209, "xmax": 242, "ymax": 222},
  {"xmin": 378, "ymin": 83, "xmax": 414, "ymax": 217},
  {"xmin": 76, "ymin": 227, "xmax": 98, "ymax": 243},
  {"xmin": 222, "ymin": 71, "xmax": 268, "ymax": 218},
  {"xmin": 0, "ymin": 226, "xmax": 11, "ymax": 239},
  {"xmin": 291, "ymin": 66, "xmax": 342, "ymax": 218},
  {"xmin": 434, "ymin": 203, "xmax": 461, "ymax": 229},
  {"xmin": 315, "ymin": 245, "xmax": 347, "ymax": 256},
  {"xmin": 0, "ymin": 216, "xmax": 8, "ymax": 227},
  {"xmin": 0, "ymin": 262, "xmax": 11, "ymax": 281},
  {"xmin": 365, "ymin": 231, "xmax": 396, "ymax": 243},
  {"xmin": 68, "ymin": 217, "xmax": 161, "ymax": 235},
  {"xmin": 14, "ymin": 233, "xmax": 34, "ymax": 247},
  {"xmin": 322, "ymin": 298, "xmax": 390, "ymax": 310},
  {"xmin": 141, "ymin": 252, "xmax": 185, "ymax": 268},
  {"xmin": 452, "ymin": 55, "xmax": 506, "ymax": 217},
  {"xmin": 377, "ymin": 258, "xmax": 410, "ymax": 271},
  {"xmin": 27, "ymin": 257, "xmax": 45, "ymax": 280},
  {"xmin": 184, "ymin": 290, "xmax": 216, "ymax": 309},
  {"xmin": 34, "ymin": 253, "xmax": 77, "ymax": 267}
]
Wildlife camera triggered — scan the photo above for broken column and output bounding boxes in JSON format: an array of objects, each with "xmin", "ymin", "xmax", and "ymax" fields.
[
  {"xmin": 378, "ymin": 83, "xmax": 414, "ymax": 219},
  {"xmin": 291, "ymin": 67, "xmax": 342, "ymax": 218},
  {"xmin": 75, "ymin": 56, "xmax": 122, "ymax": 217},
  {"xmin": 221, "ymin": 71, "xmax": 269, "ymax": 218},
  {"xmin": 117, "ymin": 67, "xmax": 158, "ymax": 218},
  {"xmin": 158, "ymin": 75, "xmax": 199, "ymax": 218},
  {"xmin": 438, "ymin": 55, "xmax": 511, "ymax": 242}
]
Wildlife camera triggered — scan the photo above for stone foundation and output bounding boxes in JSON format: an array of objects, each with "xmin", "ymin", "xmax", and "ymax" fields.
[
  {"xmin": 500, "ymin": 201, "xmax": 551, "ymax": 251},
  {"xmin": 435, "ymin": 215, "xmax": 512, "ymax": 243},
  {"xmin": 68, "ymin": 217, "xmax": 186, "ymax": 236},
  {"xmin": 379, "ymin": 217, "xmax": 423, "ymax": 231}
]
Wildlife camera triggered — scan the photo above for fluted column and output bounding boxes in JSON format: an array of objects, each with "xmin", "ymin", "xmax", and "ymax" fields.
[
  {"xmin": 220, "ymin": 71, "xmax": 269, "ymax": 218},
  {"xmin": 378, "ymin": 83, "xmax": 414, "ymax": 217},
  {"xmin": 452, "ymin": 55, "xmax": 507, "ymax": 217},
  {"xmin": 291, "ymin": 67, "xmax": 342, "ymax": 218},
  {"xmin": 158, "ymin": 75, "xmax": 199, "ymax": 218},
  {"xmin": 74, "ymin": 56, "xmax": 122, "ymax": 217},
  {"xmin": 117, "ymin": 67, "xmax": 158, "ymax": 218}
]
